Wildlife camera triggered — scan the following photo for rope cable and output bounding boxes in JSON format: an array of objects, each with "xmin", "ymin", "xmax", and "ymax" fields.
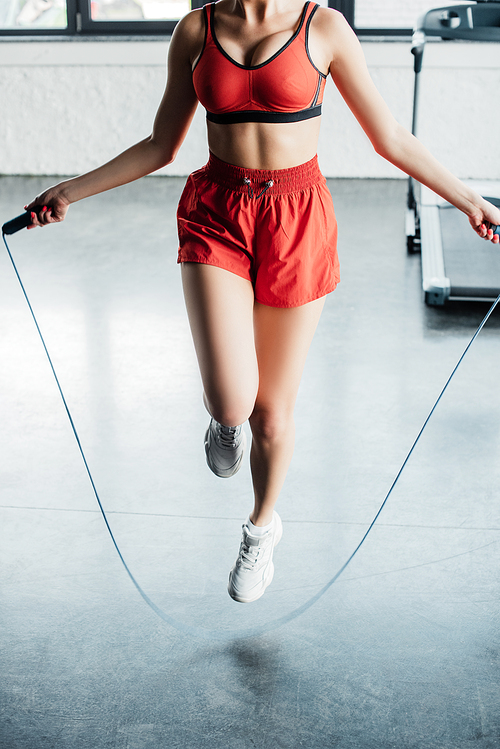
[{"xmin": 3, "ymin": 230, "xmax": 499, "ymax": 641}]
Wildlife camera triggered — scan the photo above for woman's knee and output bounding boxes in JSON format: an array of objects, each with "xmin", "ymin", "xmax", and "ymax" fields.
[
  {"xmin": 205, "ymin": 390, "xmax": 255, "ymax": 428},
  {"xmin": 248, "ymin": 403, "xmax": 294, "ymax": 443}
]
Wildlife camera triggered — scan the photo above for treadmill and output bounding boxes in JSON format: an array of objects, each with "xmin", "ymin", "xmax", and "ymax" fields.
[{"xmin": 406, "ymin": 1, "xmax": 500, "ymax": 305}]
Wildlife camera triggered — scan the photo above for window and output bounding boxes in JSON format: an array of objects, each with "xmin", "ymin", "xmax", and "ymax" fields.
[
  {"xmin": 0, "ymin": 0, "xmax": 426, "ymax": 36},
  {"xmin": 90, "ymin": 0, "xmax": 189, "ymax": 22},
  {"xmin": 0, "ymin": 0, "xmax": 71, "ymax": 31},
  {"xmin": 86, "ymin": 0, "xmax": 201, "ymax": 33},
  {"xmin": 354, "ymin": 0, "xmax": 445, "ymax": 33},
  {"xmin": 330, "ymin": 0, "xmax": 431, "ymax": 36},
  {"xmin": 0, "ymin": 0, "xmax": 203, "ymax": 34}
]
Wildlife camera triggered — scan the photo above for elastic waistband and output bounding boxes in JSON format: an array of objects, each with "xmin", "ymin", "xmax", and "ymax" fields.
[{"xmin": 204, "ymin": 152, "xmax": 324, "ymax": 195}]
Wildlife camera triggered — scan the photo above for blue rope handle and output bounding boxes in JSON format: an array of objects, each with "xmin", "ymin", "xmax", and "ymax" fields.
[{"xmin": 3, "ymin": 229, "xmax": 500, "ymax": 641}]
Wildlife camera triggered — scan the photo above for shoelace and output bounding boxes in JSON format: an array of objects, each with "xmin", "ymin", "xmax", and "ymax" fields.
[
  {"xmin": 216, "ymin": 424, "xmax": 240, "ymax": 448},
  {"xmin": 238, "ymin": 534, "xmax": 269, "ymax": 570}
]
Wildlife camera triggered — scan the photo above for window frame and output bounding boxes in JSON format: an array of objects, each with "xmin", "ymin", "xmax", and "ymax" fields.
[
  {"xmin": 1, "ymin": 0, "xmax": 77, "ymax": 36},
  {"xmin": 0, "ymin": 0, "xmax": 414, "ymax": 37},
  {"xmin": 329, "ymin": 0, "xmax": 415, "ymax": 36}
]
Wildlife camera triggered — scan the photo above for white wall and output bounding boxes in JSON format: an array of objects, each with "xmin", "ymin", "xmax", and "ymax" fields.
[{"xmin": 0, "ymin": 37, "xmax": 499, "ymax": 179}]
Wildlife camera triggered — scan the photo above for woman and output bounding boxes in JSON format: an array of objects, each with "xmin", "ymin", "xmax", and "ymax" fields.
[{"xmin": 26, "ymin": 0, "xmax": 500, "ymax": 604}]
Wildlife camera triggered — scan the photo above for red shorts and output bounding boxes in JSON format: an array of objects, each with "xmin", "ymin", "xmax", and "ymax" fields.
[{"xmin": 177, "ymin": 153, "xmax": 340, "ymax": 308}]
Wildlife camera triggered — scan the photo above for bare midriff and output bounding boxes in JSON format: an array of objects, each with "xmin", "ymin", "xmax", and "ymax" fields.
[{"xmin": 206, "ymin": 113, "xmax": 322, "ymax": 171}]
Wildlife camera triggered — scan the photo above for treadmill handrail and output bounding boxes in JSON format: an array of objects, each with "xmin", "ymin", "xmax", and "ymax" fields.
[
  {"xmin": 406, "ymin": 2, "xmax": 500, "ymax": 303},
  {"xmin": 417, "ymin": 2, "xmax": 500, "ymax": 42},
  {"xmin": 411, "ymin": 30, "xmax": 426, "ymax": 74}
]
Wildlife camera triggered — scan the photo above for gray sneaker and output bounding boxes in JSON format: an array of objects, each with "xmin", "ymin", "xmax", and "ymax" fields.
[
  {"xmin": 204, "ymin": 418, "xmax": 246, "ymax": 478},
  {"xmin": 228, "ymin": 512, "xmax": 283, "ymax": 603}
]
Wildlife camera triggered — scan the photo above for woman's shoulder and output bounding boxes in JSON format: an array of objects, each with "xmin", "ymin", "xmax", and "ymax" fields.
[
  {"xmin": 309, "ymin": 5, "xmax": 360, "ymax": 67},
  {"xmin": 311, "ymin": 5, "xmax": 352, "ymax": 33},
  {"xmin": 167, "ymin": 5, "xmax": 207, "ymax": 66},
  {"xmin": 171, "ymin": 6, "xmax": 206, "ymax": 45}
]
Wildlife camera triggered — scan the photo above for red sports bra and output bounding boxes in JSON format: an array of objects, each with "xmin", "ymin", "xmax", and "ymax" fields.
[{"xmin": 192, "ymin": 2, "xmax": 327, "ymax": 124}]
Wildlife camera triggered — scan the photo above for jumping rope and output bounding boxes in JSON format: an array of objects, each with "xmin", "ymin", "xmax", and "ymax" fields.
[{"xmin": 3, "ymin": 212, "xmax": 500, "ymax": 642}]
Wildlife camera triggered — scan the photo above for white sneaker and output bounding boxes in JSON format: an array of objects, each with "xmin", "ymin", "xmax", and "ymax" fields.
[
  {"xmin": 204, "ymin": 418, "xmax": 246, "ymax": 478},
  {"xmin": 228, "ymin": 512, "xmax": 283, "ymax": 603}
]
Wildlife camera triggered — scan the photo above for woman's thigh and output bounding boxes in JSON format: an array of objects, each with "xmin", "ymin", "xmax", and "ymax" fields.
[
  {"xmin": 181, "ymin": 262, "xmax": 259, "ymax": 426},
  {"xmin": 252, "ymin": 296, "xmax": 326, "ymax": 418}
]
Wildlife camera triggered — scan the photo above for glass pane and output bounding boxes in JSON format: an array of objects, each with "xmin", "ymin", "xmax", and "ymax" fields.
[
  {"xmin": 90, "ymin": 0, "xmax": 190, "ymax": 21},
  {"xmin": 0, "ymin": 0, "xmax": 67, "ymax": 28},
  {"xmin": 355, "ymin": 0, "xmax": 438, "ymax": 29}
]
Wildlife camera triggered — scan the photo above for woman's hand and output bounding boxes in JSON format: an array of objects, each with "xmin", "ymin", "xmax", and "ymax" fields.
[
  {"xmin": 25, "ymin": 185, "xmax": 70, "ymax": 229},
  {"xmin": 469, "ymin": 198, "xmax": 500, "ymax": 244}
]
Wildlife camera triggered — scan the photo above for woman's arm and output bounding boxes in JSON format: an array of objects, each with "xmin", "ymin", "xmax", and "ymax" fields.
[
  {"xmin": 27, "ymin": 9, "xmax": 203, "ymax": 227},
  {"xmin": 322, "ymin": 10, "xmax": 500, "ymax": 242}
]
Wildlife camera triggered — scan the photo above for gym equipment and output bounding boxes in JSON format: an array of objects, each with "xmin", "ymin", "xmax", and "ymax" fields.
[
  {"xmin": 2, "ymin": 217, "xmax": 499, "ymax": 640},
  {"xmin": 2, "ymin": 207, "xmax": 42, "ymax": 234},
  {"xmin": 406, "ymin": 1, "xmax": 500, "ymax": 305}
]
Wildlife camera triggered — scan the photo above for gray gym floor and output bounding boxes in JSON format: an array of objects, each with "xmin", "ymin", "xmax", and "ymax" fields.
[{"xmin": 1, "ymin": 175, "xmax": 499, "ymax": 749}]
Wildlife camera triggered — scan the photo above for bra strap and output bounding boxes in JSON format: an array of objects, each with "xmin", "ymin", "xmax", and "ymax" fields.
[
  {"xmin": 305, "ymin": 3, "xmax": 327, "ymax": 79},
  {"xmin": 205, "ymin": 2, "xmax": 214, "ymax": 43},
  {"xmin": 300, "ymin": 2, "xmax": 318, "ymax": 36}
]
